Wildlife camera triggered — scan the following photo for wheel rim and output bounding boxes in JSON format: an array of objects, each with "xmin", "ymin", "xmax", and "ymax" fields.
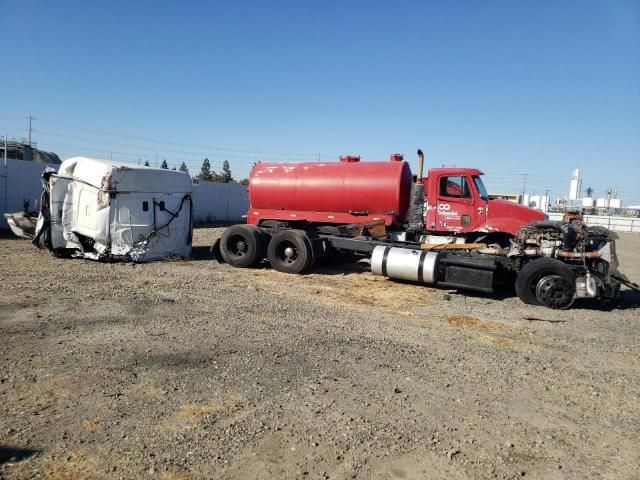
[
  {"xmin": 228, "ymin": 234, "xmax": 249, "ymax": 258},
  {"xmin": 535, "ymin": 275, "xmax": 575, "ymax": 309},
  {"xmin": 276, "ymin": 240, "xmax": 299, "ymax": 265}
]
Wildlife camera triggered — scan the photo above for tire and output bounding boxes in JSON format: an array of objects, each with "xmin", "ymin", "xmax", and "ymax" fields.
[
  {"xmin": 210, "ymin": 237, "xmax": 224, "ymax": 263},
  {"xmin": 515, "ymin": 258, "xmax": 575, "ymax": 307},
  {"xmin": 267, "ymin": 229, "xmax": 313, "ymax": 274},
  {"xmin": 219, "ymin": 225, "xmax": 265, "ymax": 268}
]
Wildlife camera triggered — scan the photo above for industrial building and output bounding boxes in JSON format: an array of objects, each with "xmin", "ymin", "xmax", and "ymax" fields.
[
  {"xmin": 0, "ymin": 139, "xmax": 61, "ymax": 164},
  {"xmin": 490, "ymin": 167, "xmax": 631, "ymax": 216}
]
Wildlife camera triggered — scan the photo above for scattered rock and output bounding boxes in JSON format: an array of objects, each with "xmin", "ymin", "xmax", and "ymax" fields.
[{"xmin": 447, "ymin": 449, "xmax": 460, "ymax": 460}]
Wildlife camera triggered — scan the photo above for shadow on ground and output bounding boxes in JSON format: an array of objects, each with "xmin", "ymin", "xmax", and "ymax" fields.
[
  {"xmin": 191, "ymin": 245, "xmax": 215, "ymax": 261},
  {"xmin": 0, "ymin": 230, "xmax": 28, "ymax": 240},
  {"xmin": 0, "ymin": 445, "xmax": 39, "ymax": 464}
]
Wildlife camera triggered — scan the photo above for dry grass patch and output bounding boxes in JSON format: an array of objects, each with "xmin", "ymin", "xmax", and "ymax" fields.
[
  {"xmin": 177, "ymin": 403, "xmax": 225, "ymax": 420},
  {"xmin": 303, "ymin": 275, "xmax": 434, "ymax": 315},
  {"xmin": 478, "ymin": 335, "xmax": 517, "ymax": 349},
  {"xmin": 447, "ymin": 315, "xmax": 508, "ymax": 333},
  {"xmin": 161, "ymin": 470, "xmax": 191, "ymax": 480}
]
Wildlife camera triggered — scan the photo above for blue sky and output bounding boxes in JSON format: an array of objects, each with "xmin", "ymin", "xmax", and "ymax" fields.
[{"xmin": 1, "ymin": 1, "xmax": 639, "ymax": 203}]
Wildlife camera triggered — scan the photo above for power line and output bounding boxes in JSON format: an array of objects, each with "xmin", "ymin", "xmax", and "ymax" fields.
[
  {"xmin": 35, "ymin": 130, "xmax": 323, "ymax": 162},
  {"xmin": 31, "ymin": 134, "xmax": 304, "ymax": 162},
  {"xmin": 10, "ymin": 117, "xmax": 640, "ymax": 198},
  {"xmin": 39, "ymin": 139, "xmax": 262, "ymax": 176},
  {"xmin": 37, "ymin": 117, "xmax": 335, "ymax": 158}
]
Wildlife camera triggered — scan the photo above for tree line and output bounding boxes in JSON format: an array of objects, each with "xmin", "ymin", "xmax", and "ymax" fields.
[{"xmin": 144, "ymin": 158, "xmax": 248, "ymax": 184}]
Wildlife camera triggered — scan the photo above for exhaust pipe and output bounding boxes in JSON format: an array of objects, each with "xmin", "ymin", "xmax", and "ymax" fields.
[
  {"xmin": 407, "ymin": 148, "xmax": 426, "ymax": 232},
  {"xmin": 416, "ymin": 149, "xmax": 424, "ymax": 182}
]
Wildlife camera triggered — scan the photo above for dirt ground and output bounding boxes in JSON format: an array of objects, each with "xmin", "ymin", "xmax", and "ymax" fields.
[{"xmin": 1, "ymin": 228, "xmax": 639, "ymax": 480}]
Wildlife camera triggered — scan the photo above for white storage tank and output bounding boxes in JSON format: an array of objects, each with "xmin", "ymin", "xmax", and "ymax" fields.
[
  {"xmin": 582, "ymin": 197, "xmax": 595, "ymax": 207},
  {"xmin": 596, "ymin": 198, "xmax": 608, "ymax": 208},
  {"xmin": 609, "ymin": 198, "xmax": 622, "ymax": 209}
]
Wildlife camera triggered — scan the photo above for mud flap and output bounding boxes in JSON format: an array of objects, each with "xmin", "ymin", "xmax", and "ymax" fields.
[
  {"xmin": 211, "ymin": 237, "xmax": 224, "ymax": 263},
  {"xmin": 612, "ymin": 274, "xmax": 640, "ymax": 292}
]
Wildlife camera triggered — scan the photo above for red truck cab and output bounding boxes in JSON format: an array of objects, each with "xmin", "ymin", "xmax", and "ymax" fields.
[{"xmin": 423, "ymin": 168, "xmax": 545, "ymax": 237}]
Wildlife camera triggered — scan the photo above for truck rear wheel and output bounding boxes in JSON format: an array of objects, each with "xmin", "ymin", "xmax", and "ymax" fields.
[
  {"xmin": 267, "ymin": 229, "xmax": 313, "ymax": 274},
  {"xmin": 515, "ymin": 257, "xmax": 575, "ymax": 309},
  {"xmin": 219, "ymin": 225, "xmax": 265, "ymax": 268}
]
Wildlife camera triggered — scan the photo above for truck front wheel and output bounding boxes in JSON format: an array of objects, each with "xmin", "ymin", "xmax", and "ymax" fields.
[
  {"xmin": 219, "ymin": 225, "xmax": 265, "ymax": 268},
  {"xmin": 267, "ymin": 230, "xmax": 313, "ymax": 274},
  {"xmin": 515, "ymin": 258, "xmax": 576, "ymax": 309}
]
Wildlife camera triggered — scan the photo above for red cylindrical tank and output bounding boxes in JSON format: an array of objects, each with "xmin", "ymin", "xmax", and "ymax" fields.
[{"xmin": 249, "ymin": 157, "xmax": 414, "ymax": 225}]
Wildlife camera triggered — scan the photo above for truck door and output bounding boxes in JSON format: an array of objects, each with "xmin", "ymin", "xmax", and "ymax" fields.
[
  {"xmin": 434, "ymin": 174, "xmax": 479, "ymax": 233},
  {"xmin": 110, "ymin": 192, "xmax": 191, "ymax": 260},
  {"xmin": 471, "ymin": 175, "xmax": 489, "ymax": 230}
]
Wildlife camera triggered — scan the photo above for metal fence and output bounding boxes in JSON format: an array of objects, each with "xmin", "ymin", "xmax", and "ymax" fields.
[
  {"xmin": 0, "ymin": 158, "xmax": 249, "ymax": 229},
  {"xmin": 191, "ymin": 180, "xmax": 248, "ymax": 223},
  {"xmin": 548, "ymin": 212, "xmax": 640, "ymax": 232},
  {"xmin": 0, "ymin": 159, "xmax": 57, "ymax": 228}
]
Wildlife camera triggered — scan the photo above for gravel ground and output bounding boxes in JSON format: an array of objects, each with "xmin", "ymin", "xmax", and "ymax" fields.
[{"xmin": 0, "ymin": 227, "xmax": 639, "ymax": 480}]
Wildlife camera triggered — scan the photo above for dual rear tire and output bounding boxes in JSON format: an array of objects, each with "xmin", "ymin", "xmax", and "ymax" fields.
[
  {"xmin": 219, "ymin": 225, "xmax": 266, "ymax": 268},
  {"xmin": 267, "ymin": 229, "xmax": 314, "ymax": 273},
  {"xmin": 219, "ymin": 225, "xmax": 314, "ymax": 273}
]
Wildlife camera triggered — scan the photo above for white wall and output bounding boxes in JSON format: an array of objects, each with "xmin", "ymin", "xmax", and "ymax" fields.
[
  {"xmin": 0, "ymin": 158, "xmax": 249, "ymax": 229},
  {"xmin": 191, "ymin": 180, "xmax": 248, "ymax": 223},
  {"xmin": 0, "ymin": 159, "xmax": 57, "ymax": 228},
  {"xmin": 548, "ymin": 212, "xmax": 640, "ymax": 233}
]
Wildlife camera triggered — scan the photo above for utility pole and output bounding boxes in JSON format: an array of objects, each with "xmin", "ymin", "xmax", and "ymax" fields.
[
  {"xmin": 26, "ymin": 114, "xmax": 36, "ymax": 147},
  {"xmin": 521, "ymin": 173, "xmax": 528, "ymax": 204},
  {"xmin": 3, "ymin": 134, "xmax": 7, "ymax": 218},
  {"xmin": 155, "ymin": 153, "xmax": 158, "ymax": 168},
  {"xmin": 318, "ymin": 153, "xmax": 321, "ymax": 162}
]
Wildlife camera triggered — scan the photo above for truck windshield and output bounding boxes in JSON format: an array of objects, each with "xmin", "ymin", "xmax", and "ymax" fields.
[{"xmin": 473, "ymin": 176, "xmax": 489, "ymax": 200}]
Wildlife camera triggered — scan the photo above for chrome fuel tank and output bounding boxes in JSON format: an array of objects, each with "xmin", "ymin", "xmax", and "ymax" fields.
[{"xmin": 371, "ymin": 246, "xmax": 440, "ymax": 284}]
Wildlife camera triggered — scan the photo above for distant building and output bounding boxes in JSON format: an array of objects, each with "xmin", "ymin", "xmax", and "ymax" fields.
[
  {"xmin": 569, "ymin": 168, "xmax": 581, "ymax": 200},
  {"xmin": 0, "ymin": 140, "xmax": 61, "ymax": 164},
  {"xmin": 523, "ymin": 194, "xmax": 551, "ymax": 213},
  {"xmin": 488, "ymin": 192, "xmax": 520, "ymax": 203}
]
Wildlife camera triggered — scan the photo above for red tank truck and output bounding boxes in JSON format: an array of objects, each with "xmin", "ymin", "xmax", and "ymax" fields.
[{"xmin": 213, "ymin": 150, "xmax": 632, "ymax": 309}]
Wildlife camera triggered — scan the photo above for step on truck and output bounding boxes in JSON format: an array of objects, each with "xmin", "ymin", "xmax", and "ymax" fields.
[{"xmin": 213, "ymin": 150, "xmax": 637, "ymax": 309}]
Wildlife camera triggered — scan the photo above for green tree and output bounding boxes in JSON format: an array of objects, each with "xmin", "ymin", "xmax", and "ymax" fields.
[
  {"xmin": 161, "ymin": 159, "xmax": 168, "ymax": 169},
  {"xmin": 221, "ymin": 160, "xmax": 233, "ymax": 183},
  {"xmin": 144, "ymin": 160, "xmax": 150, "ymax": 167},
  {"xmin": 239, "ymin": 178, "xmax": 249, "ymax": 186},
  {"xmin": 198, "ymin": 158, "xmax": 213, "ymax": 181},
  {"xmin": 586, "ymin": 187, "xmax": 593, "ymax": 198},
  {"xmin": 179, "ymin": 162, "xmax": 189, "ymax": 174}
]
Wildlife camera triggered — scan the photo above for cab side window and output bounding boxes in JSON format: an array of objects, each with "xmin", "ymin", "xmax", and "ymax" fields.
[{"xmin": 439, "ymin": 176, "xmax": 471, "ymax": 198}]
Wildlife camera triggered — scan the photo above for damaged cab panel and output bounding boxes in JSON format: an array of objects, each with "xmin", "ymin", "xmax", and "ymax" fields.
[{"xmin": 34, "ymin": 156, "xmax": 193, "ymax": 262}]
